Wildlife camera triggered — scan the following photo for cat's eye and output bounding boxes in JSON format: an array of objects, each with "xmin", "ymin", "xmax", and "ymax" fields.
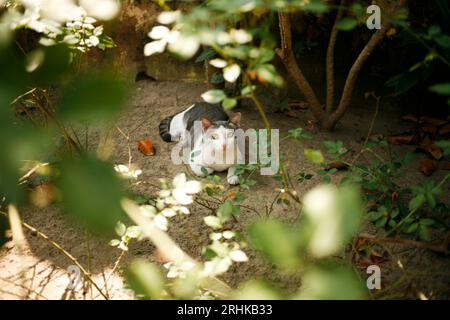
[
  {"xmin": 211, "ymin": 134, "xmax": 219, "ymax": 140},
  {"xmin": 227, "ymin": 132, "xmax": 234, "ymax": 138}
]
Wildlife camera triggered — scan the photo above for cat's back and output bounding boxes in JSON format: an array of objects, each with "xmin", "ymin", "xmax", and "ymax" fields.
[{"xmin": 184, "ymin": 102, "xmax": 229, "ymax": 130}]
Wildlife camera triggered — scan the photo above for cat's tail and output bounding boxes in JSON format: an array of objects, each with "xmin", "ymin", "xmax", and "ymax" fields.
[{"xmin": 159, "ymin": 115, "xmax": 174, "ymax": 142}]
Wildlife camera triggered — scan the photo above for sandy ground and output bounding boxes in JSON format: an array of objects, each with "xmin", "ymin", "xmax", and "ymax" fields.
[{"xmin": 0, "ymin": 80, "xmax": 449, "ymax": 299}]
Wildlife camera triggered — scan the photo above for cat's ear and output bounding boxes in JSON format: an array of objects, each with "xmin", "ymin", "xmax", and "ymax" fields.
[
  {"xmin": 201, "ymin": 117, "xmax": 212, "ymax": 131},
  {"xmin": 230, "ymin": 112, "xmax": 241, "ymax": 127}
]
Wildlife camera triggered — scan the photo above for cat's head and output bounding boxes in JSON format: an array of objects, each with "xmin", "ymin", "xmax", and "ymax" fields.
[{"xmin": 200, "ymin": 113, "xmax": 241, "ymax": 150}]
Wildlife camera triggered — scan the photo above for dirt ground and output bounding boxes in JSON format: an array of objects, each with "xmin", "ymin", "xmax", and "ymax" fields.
[{"xmin": 0, "ymin": 80, "xmax": 449, "ymax": 300}]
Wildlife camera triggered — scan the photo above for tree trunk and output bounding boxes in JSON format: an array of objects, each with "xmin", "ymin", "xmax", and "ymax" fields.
[{"xmin": 276, "ymin": 12, "xmax": 326, "ymax": 125}]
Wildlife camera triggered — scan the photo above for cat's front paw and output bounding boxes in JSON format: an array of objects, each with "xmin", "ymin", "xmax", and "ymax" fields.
[{"xmin": 227, "ymin": 175, "xmax": 239, "ymax": 185}]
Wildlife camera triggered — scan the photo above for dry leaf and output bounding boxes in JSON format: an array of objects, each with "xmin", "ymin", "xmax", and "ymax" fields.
[
  {"xmin": 387, "ymin": 134, "xmax": 415, "ymax": 145},
  {"xmin": 401, "ymin": 114, "xmax": 419, "ymax": 123},
  {"xmin": 285, "ymin": 111, "xmax": 299, "ymax": 118},
  {"xmin": 420, "ymin": 116, "xmax": 447, "ymax": 127},
  {"xmin": 288, "ymin": 100, "xmax": 309, "ymax": 110},
  {"xmin": 442, "ymin": 161, "xmax": 450, "ymax": 171},
  {"xmin": 418, "ymin": 137, "xmax": 443, "ymax": 160},
  {"xmin": 418, "ymin": 160, "xmax": 437, "ymax": 176},
  {"xmin": 138, "ymin": 139, "xmax": 155, "ymax": 156},
  {"xmin": 439, "ymin": 123, "xmax": 450, "ymax": 136}
]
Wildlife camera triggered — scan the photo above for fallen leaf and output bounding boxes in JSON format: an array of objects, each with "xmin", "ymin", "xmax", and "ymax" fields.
[
  {"xmin": 370, "ymin": 249, "xmax": 387, "ymax": 264},
  {"xmin": 358, "ymin": 259, "xmax": 371, "ymax": 269},
  {"xmin": 422, "ymin": 126, "xmax": 438, "ymax": 135},
  {"xmin": 418, "ymin": 160, "xmax": 437, "ymax": 176},
  {"xmin": 420, "ymin": 116, "xmax": 447, "ymax": 127},
  {"xmin": 387, "ymin": 134, "xmax": 415, "ymax": 145},
  {"xmin": 29, "ymin": 183, "xmax": 56, "ymax": 208},
  {"xmin": 391, "ymin": 191, "xmax": 399, "ymax": 203},
  {"xmin": 418, "ymin": 137, "xmax": 443, "ymax": 160},
  {"xmin": 439, "ymin": 123, "xmax": 450, "ymax": 136},
  {"xmin": 401, "ymin": 114, "xmax": 419, "ymax": 123},
  {"xmin": 288, "ymin": 100, "xmax": 309, "ymax": 110},
  {"xmin": 285, "ymin": 111, "xmax": 299, "ymax": 118},
  {"xmin": 138, "ymin": 139, "xmax": 155, "ymax": 156},
  {"xmin": 306, "ymin": 119, "xmax": 316, "ymax": 130},
  {"xmin": 442, "ymin": 161, "xmax": 450, "ymax": 171}
]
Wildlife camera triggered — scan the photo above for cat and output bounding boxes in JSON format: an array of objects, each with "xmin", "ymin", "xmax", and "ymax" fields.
[{"xmin": 159, "ymin": 102, "xmax": 242, "ymax": 185}]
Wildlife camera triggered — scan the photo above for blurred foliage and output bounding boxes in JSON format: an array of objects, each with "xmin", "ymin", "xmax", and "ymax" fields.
[
  {"xmin": 1, "ymin": 0, "xmax": 448, "ymax": 301},
  {"xmin": 386, "ymin": 0, "xmax": 450, "ymax": 104}
]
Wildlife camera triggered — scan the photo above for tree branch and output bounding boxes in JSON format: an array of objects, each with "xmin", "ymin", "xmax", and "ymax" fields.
[
  {"xmin": 326, "ymin": 0, "xmax": 345, "ymax": 113},
  {"xmin": 276, "ymin": 12, "xmax": 326, "ymax": 124},
  {"xmin": 326, "ymin": 0, "xmax": 408, "ymax": 130}
]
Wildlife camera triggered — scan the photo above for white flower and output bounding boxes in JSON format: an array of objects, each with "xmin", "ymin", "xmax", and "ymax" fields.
[
  {"xmin": 173, "ymin": 206, "xmax": 190, "ymax": 215},
  {"xmin": 216, "ymin": 31, "xmax": 231, "ymax": 45},
  {"xmin": 79, "ymin": 0, "xmax": 120, "ymax": 21},
  {"xmin": 161, "ymin": 208, "xmax": 177, "ymax": 218},
  {"xmin": 209, "ymin": 59, "xmax": 227, "ymax": 68},
  {"xmin": 229, "ymin": 250, "xmax": 248, "ymax": 262},
  {"xmin": 171, "ymin": 173, "xmax": 202, "ymax": 205},
  {"xmin": 157, "ymin": 11, "xmax": 180, "ymax": 24},
  {"xmin": 209, "ymin": 232, "xmax": 222, "ymax": 241},
  {"xmin": 167, "ymin": 33, "xmax": 200, "ymax": 59},
  {"xmin": 153, "ymin": 214, "xmax": 168, "ymax": 231},
  {"xmin": 144, "ymin": 39, "xmax": 167, "ymax": 56},
  {"xmin": 88, "ymin": 35, "xmax": 99, "ymax": 47},
  {"xmin": 114, "ymin": 164, "xmax": 142, "ymax": 179},
  {"xmin": 229, "ymin": 29, "xmax": 252, "ymax": 44},
  {"xmin": 203, "ymin": 216, "xmax": 222, "ymax": 229},
  {"xmin": 223, "ymin": 64, "xmax": 241, "ymax": 83},
  {"xmin": 302, "ymin": 185, "xmax": 342, "ymax": 258},
  {"xmin": 222, "ymin": 231, "xmax": 235, "ymax": 239},
  {"xmin": 148, "ymin": 25, "xmax": 170, "ymax": 40}
]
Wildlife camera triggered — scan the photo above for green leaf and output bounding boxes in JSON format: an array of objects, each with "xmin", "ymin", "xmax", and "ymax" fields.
[
  {"xmin": 337, "ymin": 18, "xmax": 358, "ymax": 31},
  {"xmin": 419, "ymin": 218, "xmax": 434, "ymax": 226},
  {"xmin": 419, "ymin": 225, "xmax": 430, "ymax": 241},
  {"xmin": 255, "ymin": 64, "xmax": 284, "ymax": 87},
  {"xmin": 109, "ymin": 239, "xmax": 121, "ymax": 247},
  {"xmin": 115, "ymin": 221, "xmax": 126, "ymax": 236},
  {"xmin": 367, "ymin": 211, "xmax": 384, "ymax": 222},
  {"xmin": 222, "ymin": 97, "xmax": 237, "ymax": 110},
  {"xmin": 303, "ymin": 2, "xmax": 329, "ymax": 13},
  {"xmin": 304, "ymin": 149, "xmax": 325, "ymax": 164},
  {"xmin": 405, "ymin": 222, "xmax": 419, "ymax": 234},
  {"xmin": 210, "ymin": 72, "xmax": 224, "ymax": 84},
  {"xmin": 201, "ymin": 89, "xmax": 226, "ymax": 103},
  {"xmin": 428, "ymin": 25, "xmax": 441, "ymax": 37},
  {"xmin": 249, "ymin": 220, "xmax": 301, "ymax": 270},
  {"xmin": 195, "ymin": 47, "xmax": 216, "ymax": 63},
  {"xmin": 296, "ymin": 265, "xmax": 365, "ymax": 299},
  {"xmin": 429, "ymin": 83, "xmax": 450, "ymax": 95},
  {"xmin": 436, "ymin": 140, "xmax": 450, "ymax": 156},
  {"xmin": 435, "ymin": 34, "xmax": 450, "ymax": 48},
  {"xmin": 425, "ymin": 192, "xmax": 436, "ymax": 208},
  {"xmin": 217, "ymin": 200, "xmax": 233, "ymax": 222},
  {"xmin": 59, "ymin": 72, "xmax": 128, "ymax": 122},
  {"xmin": 375, "ymin": 216, "xmax": 388, "ymax": 228},
  {"xmin": 125, "ymin": 260, "xmax": 165, "ymax": 300},
  {"xmin": 409, "ymin": 193, "xmax": 426, "ymax": 212},
  {"xmin": 28, "ymin": 45, "xmax": 71, "ymax": 86},
  {"xmin": 57, "ymin": 156, "xmax": 125, "ymax": 233}
]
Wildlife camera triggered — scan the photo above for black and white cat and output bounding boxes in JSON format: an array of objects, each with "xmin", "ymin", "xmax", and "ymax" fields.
[{"xmin": 159, "ymin": 102, "xmax": 242, "ymax": 185}]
